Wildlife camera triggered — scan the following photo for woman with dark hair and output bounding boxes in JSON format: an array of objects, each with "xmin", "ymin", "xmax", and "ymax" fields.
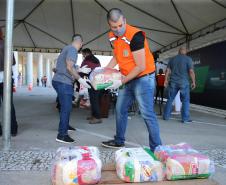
[
  {"xmin": 0, "ymin": 27, "xmax": 18, "ymax": 137},
  {"xmin": 80, "ymin": 48, "xmax": 102, "ymax": 124}
]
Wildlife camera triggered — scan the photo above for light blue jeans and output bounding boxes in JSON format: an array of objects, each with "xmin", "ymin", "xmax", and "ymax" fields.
[
  {"xmin": 115, "ymin": 73, "xmax": 162, "ymax": 151},
  {"xmin": 163, "ymin": 82, "xmax": 190, "ymax": 121}
]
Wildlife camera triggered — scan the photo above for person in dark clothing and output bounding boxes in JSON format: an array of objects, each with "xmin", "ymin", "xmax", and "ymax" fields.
[
  {"xmin": 155, "ymin": 68, "xmax": 165, "ymax": 104},
  {"xmin": 81, "ymin": 48, "xmax": 102, "ymax": 124},
  {"xmin": 37, "ymin": 78, "xmax": 40, "ymax": 86},
  {"xmin": 0, "ymin": 27, "xmax": 18, "ymax": 137}
]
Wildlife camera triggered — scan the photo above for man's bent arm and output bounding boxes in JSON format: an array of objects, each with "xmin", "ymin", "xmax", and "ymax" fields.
[{"xmin": 66, "ymin": 60, "xmax": 80, "ymax": 80}]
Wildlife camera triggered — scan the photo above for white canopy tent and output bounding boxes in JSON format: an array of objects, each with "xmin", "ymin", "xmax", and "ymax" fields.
[{"xmin": 0, "ymin": 0, "xmax": 226, "ymax": 56}]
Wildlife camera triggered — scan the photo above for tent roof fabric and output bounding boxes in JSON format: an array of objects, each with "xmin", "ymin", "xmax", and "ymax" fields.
[{"xmin": 0, "ymin": 0, "xmax": 226, "ymax": 56}]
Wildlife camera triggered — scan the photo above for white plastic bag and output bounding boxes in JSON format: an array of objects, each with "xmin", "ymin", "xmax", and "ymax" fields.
[
  {"xmin": 51, "ymin": 146, "xmax": 102, "ymax": 185},
  {"xmin": 115, "ymin": 148, "xmax": 164, "ymax": 182}
]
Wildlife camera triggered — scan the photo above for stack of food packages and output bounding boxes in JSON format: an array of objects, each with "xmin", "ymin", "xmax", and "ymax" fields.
[
  {"xmin": 154, "ymin": 143, "xmax": 215, "ymax": 180},
  {"xmin": 115, "ymin": 148, "xmax": 165, "ymax": 182},
  {"xmin": 51, "ymin": 146, "xmax": 102, "ymax": 185},
  {"xmin": 89, "ymin": 67, "xmax": 122, "ymax": 90}
]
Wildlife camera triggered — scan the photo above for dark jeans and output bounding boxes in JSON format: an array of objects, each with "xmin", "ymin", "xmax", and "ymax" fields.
[
  {"xmin": 88, "ymin": 88, "xmax": 101, "ymax": 119},
  {"xmin": 0, "ymin": 81, "xmax": 18, "ymax": 134},
  {"xmin": 155, "ymin": 86, "xmax": 164, "ymax": 103},
  {"xmin": 52, "ymin": 81, "xmax": 73, "ymax": 137}
]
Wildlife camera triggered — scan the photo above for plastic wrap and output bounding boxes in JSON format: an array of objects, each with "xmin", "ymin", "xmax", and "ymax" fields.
[
  {"xmin": 51, "ymin": 146, "xmax": 102, "ymax": 185},
  {"xmin": 154, "ymin": 143, "xmax": 215, "ymax": 180},
  {"xmin": 89, "ymin": 67, "xmax": 122, "ymax": 90},
  {"xmin": 115, "ymin": 148, "xmax": 164, "ymax": 182}
]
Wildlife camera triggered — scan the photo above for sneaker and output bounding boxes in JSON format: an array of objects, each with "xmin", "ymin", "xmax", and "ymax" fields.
[
  {"xmin": 56, "ymin": 135, "xmax": 75, "ymax": 143},
  {"xmin": 182, "ymin": 120, "xmax": 193, "ymax": 124},
  {"xmin": 101, "ymin": 140, "xmax": 124, "ymax": 149},
  {"xmin": 89, "ymin": 118, "xmax": 102, "ymax": 124},
  {"xmin": 68, "ymin": 125, "xmax": 76, "ymax": 131}
]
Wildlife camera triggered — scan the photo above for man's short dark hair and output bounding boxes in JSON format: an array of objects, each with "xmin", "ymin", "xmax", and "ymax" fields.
[
  {"xmin": 82, "ymin": 48, "xmax": 92, "ymax": 56},
  {"xmin": 72, "ymin": 34, "xmax": 83, "ymax": 42},
  {"xmin": 107, "ymin": 8, "xmax": 124, "ymax": 23}
]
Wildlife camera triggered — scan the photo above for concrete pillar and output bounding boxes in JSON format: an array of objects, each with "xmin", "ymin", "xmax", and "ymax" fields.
[
  {"xmin": 12, "ymin": 51, "xmax": 19, "ymax": 87},
  {"xmin": 45, "ymin": 58, "xmax": 51, "ymax": 87},
  {"xmin": 38, "ymin": 53, "xmax": 43, "ymax": 86},
  {"xmin": 26, "ymin": 52, "xmax": 33, "ymax": 86}
]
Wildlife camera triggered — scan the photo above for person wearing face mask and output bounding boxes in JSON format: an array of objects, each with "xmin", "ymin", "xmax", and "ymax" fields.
[
  {"xmin": 52, "ymin": 34, "xmax": 91, "ymax": 143},
  {"xmin": 101, "ymin": 8, "xmax": 162, "ymax": 152}
]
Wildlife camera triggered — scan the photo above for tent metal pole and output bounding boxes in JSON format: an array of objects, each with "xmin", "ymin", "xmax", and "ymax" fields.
[
  {"xmin": 3, "ymin": 0, "xmax": 15, "ymax": 151},
  {"xmin": 70, "ymin": 0, "xmax": 75, "ymax": 34},
  {"xmin": 83, "ymin": 29, "xmax": 110, "ymax": 46},
  {"xmin": 24, "ymin": 21, "xmax": 67, "ymax": 45},
  {"xmin": 146, "ymin": 37, "xmax": 165, "ymax": 47},
  {"xmin": 211, "ymin": 0, "xmax": 226, "ymax": 9},
  {"xmin": 94, "ymin": 0, "xmax": 108, "ymax": 12},
  {"xmin": 133, "ymin": 25, "xmax": 185, "ymax": 35},
  {"xmin": 170, "ymin": 0, "xmax": 189, "ymax": 34},
  {"xmin": 23, "ymin": 22, "xmax": 36, "ymax": 48},
  {"xmin": 120, "ymin": 0, "xmax": 186, "ymax": 34}
]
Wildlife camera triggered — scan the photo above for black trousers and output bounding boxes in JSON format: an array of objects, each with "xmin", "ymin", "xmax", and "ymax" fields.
[
  {"xmin": 155, "ymin": 86, "xmax": 164, "ymax": 103},
  {"xmin": 88, "ymin": 88, "xmax": 102, "ymax": 119},
  {"xmin": 0, "ymin": 80, "xmax": 18, "ymax": 133}
]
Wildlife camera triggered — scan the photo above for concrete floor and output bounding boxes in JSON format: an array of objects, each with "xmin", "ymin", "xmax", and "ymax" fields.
[{"xmin": 0, "ymin": 86, "xmax": 225, "ymax": 185}]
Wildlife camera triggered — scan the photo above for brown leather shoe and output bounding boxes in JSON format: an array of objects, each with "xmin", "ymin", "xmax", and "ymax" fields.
[{"xmin": 89, "ymin": 118, "xmax": 102, "ymax": 124}]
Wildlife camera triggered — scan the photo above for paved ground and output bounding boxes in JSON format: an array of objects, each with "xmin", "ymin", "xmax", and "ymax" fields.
[{"xmin": 0, "ymin": 86, "xmax": 225, "ymax": 185}]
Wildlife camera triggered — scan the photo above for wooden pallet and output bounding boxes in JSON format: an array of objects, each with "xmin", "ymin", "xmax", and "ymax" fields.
[{"xmin": 99, "ymin": 163, "xmax": 219, "ymax": 185}]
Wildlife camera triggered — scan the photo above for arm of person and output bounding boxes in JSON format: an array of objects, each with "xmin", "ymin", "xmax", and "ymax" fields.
[
  {"xmin": 122, "ymin": 48, "xmax": 146, "ymax": 84},
  {"xmin": 66, "ymin": 60, "xmax": 91, "ymax": 88},
  {"xmin": 164, "ymin": 68, "xmax": 171, "ymax": 87},
  {"xmin": 189, "ymin": 69, "xmax": 196, "ymax": 89},
  {"xmin": 66, "ymin": 59, "xmax": 81, "ymax": 80}
]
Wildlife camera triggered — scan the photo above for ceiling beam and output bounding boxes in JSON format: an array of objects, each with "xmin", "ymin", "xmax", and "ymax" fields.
[
  {"xmin": 83, "ymin": 29, "xmax": 110, "ymax": 46},
  {"xmin": 94, "ymin": 0, "xmax": 108, "ymax": 12},
  {"xmin": 23, "ymin": 0, "xmax": 46, "ymax": 21},
  {"xmin": 159, "ymin": 18, "xmax": 226, "ymax": 53},
  {"xmin": 13, "ymin": 46, "xmax": 112, "ymax": 54},
  {"xmin": 211, "ymin": 0, "xmax": 226, "ymax": 9},
  {"xmin": 133, "ymin": 25, "xmax": 185, "ymax": 35},
  {"xmin": 146, "ymin": 36, "xmax": 165, "ymax": 47},
  {"xmin": 120, "ymin": 0, "xmax": 186, "ymax": 34},
  {"xmin": 24, "ymin": 21, "xmax": 67, "ymax": 45},
  {"xmin": 70, "ymin": 0, "xmax": 76, "ymax": 34},
  {"xmin": 7, "ymin": 0, "xmax": 46, "ymax": 38},
  {"xmin": 170, "ymin": 0, "xmax": 189, "ymax": 34},
  {"xmin": 23, "ymin": 22, "xmax": 36, "ymax": 48}
]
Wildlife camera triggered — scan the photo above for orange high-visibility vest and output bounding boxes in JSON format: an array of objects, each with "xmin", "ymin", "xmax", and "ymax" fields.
[{"xmin": 108, "ymin": 24, "xmax": 155, "ymax": 77}]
